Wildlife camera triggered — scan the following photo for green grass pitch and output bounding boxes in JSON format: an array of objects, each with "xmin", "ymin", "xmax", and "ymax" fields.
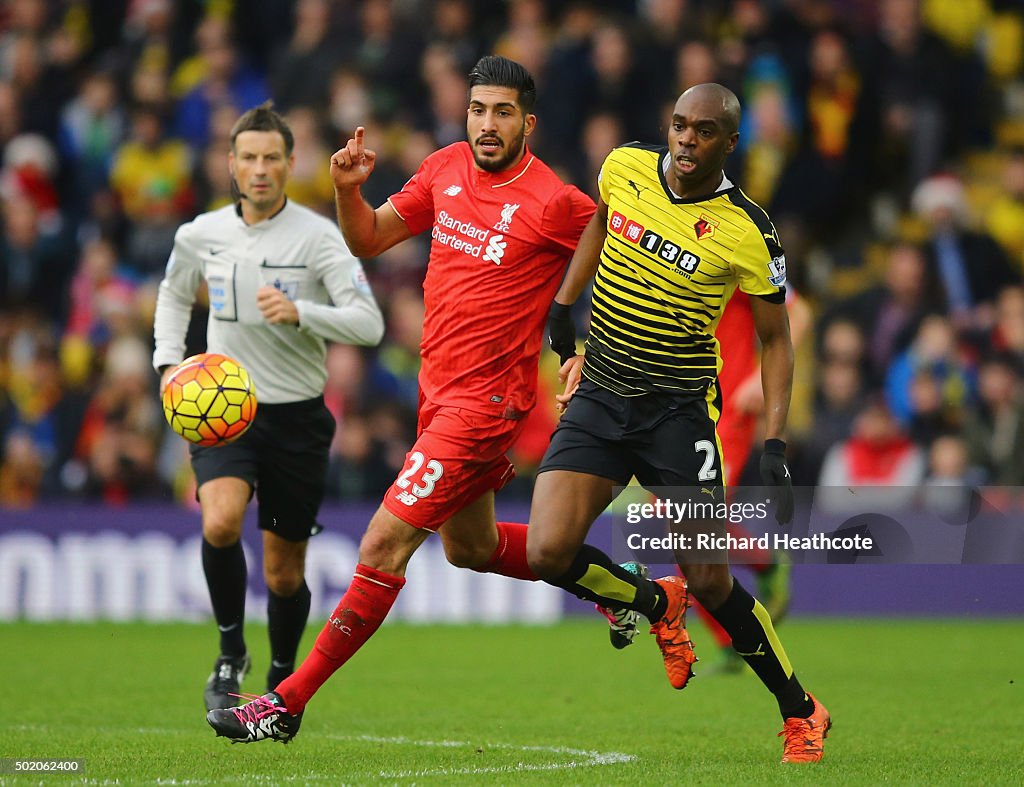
[{"xmin": 4, "ymin": 617, "xmax": 1023, "ymax": 785}]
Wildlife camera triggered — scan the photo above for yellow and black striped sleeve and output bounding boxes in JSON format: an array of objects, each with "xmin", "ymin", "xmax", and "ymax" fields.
[{"xmin": 726, "ymin": 189, "xmax": 787, "ymax": 303}]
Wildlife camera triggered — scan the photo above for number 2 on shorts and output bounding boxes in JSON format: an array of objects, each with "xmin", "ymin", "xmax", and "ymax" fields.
[{"xmin": 694, "ymin": 440, "xmax": 718, "ymax": 482}]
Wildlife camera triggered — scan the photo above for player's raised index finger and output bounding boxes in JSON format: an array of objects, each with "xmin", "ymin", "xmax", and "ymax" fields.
[{"xmin": 353, "ymin": 126, "xmax": 365, "ymax": 154}]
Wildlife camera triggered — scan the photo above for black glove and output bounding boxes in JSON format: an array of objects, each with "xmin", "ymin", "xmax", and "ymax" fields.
[
  {"xmin": 760, "ymin": 438, "xmax": 794, "ymax": 524},
  {"xmin": 548, "ymin": 301, "xmax": 577, "ymax": 365}
]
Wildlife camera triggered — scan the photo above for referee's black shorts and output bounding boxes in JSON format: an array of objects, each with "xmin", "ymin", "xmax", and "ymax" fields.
[
  {"xmin": 538, "ymin": 378, "xmax": 725, "ymax": 491},
  {"xmin": 190, "ymin": 395, "xmax": 335, "ymax": 542}
]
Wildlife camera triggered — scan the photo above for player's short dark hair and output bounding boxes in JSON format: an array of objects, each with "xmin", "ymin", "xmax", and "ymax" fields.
[
  {"xmin": 230, "ymin": 101, "xmax": 294, "ymax": 156},
  {"xmin": 468, "ymin": 55, "xmax": 537, "ymax": 114}
]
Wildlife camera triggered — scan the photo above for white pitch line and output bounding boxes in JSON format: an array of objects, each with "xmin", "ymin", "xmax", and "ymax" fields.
[
  {"xmin": 9, "ymin": 728, "xmax": 635, "ymax": 783},
  {"xmin": 320, "ymin": 733, "xmax": 636, "ymax": 778}
]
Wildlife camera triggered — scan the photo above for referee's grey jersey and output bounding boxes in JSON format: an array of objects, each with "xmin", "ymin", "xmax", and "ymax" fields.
[{"xmin": 153, "ymin": 200, "xmax": 384, "ymax": 403}]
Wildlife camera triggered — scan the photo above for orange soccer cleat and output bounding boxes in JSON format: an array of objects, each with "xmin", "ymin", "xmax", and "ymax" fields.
[
  {"xmin": 649, "ymin": 576, "xmax": 697, "ymax": 689},
  {"xmin": 778, "ymin": 693, "xmax": 831, "ymax": 763}
]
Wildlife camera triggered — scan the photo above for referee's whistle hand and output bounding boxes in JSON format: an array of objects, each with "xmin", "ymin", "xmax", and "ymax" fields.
[{"xmin": 257, "ymin": 285, "xmax": 299, "ymax": 325}]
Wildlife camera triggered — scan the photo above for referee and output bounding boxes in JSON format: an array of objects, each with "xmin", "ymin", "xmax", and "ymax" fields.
[{"xmin": 152, "ymin": 102, "xmax": 384, "ymax": 711}]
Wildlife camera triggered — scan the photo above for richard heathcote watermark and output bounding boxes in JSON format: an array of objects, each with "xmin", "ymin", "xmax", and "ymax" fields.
[
  {"xmin": 619, "ymin": 493, "xmax": 872, "ymax": 559},
  {"xmin": 608, "ymin": 485, "xmax": 1024, "ymax": 565}
]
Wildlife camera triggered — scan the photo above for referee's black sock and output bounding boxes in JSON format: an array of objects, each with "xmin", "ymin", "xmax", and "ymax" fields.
[
  {"xmin": 201, "ymin": 538, "xmax": 248, "ymax": 657},
  {"xmin": 705, "ymin": 578, "xmax": 813, "ymax": 718},
  {"xmin": 267, "ymin": 581, "xmax": 311, "ymax": 690},
  {"xmin": 547, "ymin": 544, "xmax": 667, "ymax": 622}
]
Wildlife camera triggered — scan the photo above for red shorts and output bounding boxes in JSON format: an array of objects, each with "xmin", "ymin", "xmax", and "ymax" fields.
[
  {"xmin": 717, "ymin": 405, "xmax": 757, "ymax": 487},
  {"xmin": 381, "ymin": 395, "xmax": 522, "ymax": 530}
]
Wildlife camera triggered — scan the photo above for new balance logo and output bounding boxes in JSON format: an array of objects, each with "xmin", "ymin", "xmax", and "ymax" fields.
[
  {"xmin": 395, "ymin": 490, "xmax": 418, "ymax": 506},
  {"xmin": 443, "ymin": 185, "xmax": 462, "ymax": 196},
  {"xmin": 483, "ymin": 234, "xmax": 507, "ymax": 265}
]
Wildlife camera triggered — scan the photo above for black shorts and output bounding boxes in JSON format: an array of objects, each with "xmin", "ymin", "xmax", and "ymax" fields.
[
  {"xmin": 190, "ymin": 395, "xmax": 335, "ymax": 542},
  {"xmin": 538, "ymin": 379, "xmax": 725, "ymax": 490}
]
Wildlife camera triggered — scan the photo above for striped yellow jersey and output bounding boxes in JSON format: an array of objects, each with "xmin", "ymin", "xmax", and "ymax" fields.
[{"xmin": 583, "ymin": 143, "xmax": 787, "ymax": 397}]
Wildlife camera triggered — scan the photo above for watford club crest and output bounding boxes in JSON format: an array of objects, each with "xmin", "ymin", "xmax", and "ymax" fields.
[{"xmin": 694, "ymin": 214, "xmax": 718, "ymax": 241}]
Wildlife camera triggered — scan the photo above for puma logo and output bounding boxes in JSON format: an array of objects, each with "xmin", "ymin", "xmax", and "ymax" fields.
[
  {"xmin": 627, "ymin": 180, "xmax": 646, "ymax": 200},
  {"xmin": 735, "ymin": 642, "xmax": 766, "ymax": 657}
]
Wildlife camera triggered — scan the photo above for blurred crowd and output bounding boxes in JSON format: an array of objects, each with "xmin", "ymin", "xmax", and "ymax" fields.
[{"xmin": 2, "ymin": 0, "xmax": 1024, "ymax": 509}]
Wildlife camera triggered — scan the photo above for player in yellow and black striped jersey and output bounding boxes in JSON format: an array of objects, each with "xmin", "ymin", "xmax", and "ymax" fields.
[
  {"xmin": 525, "ymin": 84, "xmax": 831, "ymax": 763},
  {"xmin": 584, "ymin": 142, "xmax": 786, "ymax": 398}
]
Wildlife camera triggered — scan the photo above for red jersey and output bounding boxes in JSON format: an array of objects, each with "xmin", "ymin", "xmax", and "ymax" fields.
[
  {"xmin": 715, "ymin": 291, "xmax": 758, "ymax": 410},
  {"xmin": 389, "ymin": 142, "xmax": 594, "ymax": 418}
]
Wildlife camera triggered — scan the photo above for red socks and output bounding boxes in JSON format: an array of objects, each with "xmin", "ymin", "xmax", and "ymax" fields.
[
  {"xmin": 726, "ymin": 522, "xmax": 771, "ymax": 571},
  {"xmin": 693, "ymin": 597, "xmax": 734, "ymax": 648},
  {"xmin": 274, "ymin": 524, "xmax": 536, "ymax": 713},
  {"xmin": 472, "ymin": 521, "xmax": 538, "ymax": 581},
  {"xmin": 275, "ymin": 564, "xmax": 405, "ymax": 713},
  {"xmin": 275, "ymin": 524, "xmax": 535, "ymax": 712}
]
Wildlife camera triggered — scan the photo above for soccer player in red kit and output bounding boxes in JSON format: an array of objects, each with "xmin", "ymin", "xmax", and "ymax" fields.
[{"xmin": 207, "ymin": 55, "xmax": 595, "ymax": 743}]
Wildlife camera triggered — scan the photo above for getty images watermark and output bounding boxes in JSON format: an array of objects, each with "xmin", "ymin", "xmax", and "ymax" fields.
[
  {"xmin": 622, "ymin": 496, "xmax": 874, "ymax": 554},
  {"xmin": 608, "ymin": 485, "xmax": 1024, "ymax": 565}
]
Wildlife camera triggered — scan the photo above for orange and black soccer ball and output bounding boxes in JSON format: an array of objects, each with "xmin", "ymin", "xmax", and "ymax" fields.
[{"xmin": 162, "ymin": 353, "xmax": 257, "ymax": 447}]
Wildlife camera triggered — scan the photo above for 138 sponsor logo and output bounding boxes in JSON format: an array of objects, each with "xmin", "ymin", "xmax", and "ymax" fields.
[{"xmin": 609, "ymin": 210, "xmax": 700, "ymax": 276}]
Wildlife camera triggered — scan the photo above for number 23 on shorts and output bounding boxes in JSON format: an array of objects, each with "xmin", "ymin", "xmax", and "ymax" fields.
[{"xmin": 395, "ymin": 450, "xmax": 444, "ymax": 502}]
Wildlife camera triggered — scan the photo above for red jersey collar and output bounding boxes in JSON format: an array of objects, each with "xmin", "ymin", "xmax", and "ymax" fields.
[{"xmin": 473, "ymin": 145, "xmax": 537, "ymax": 189}]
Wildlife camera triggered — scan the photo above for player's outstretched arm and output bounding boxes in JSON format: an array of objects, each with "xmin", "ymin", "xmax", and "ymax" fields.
[
  {"xmin": 734, "ymin": 290, "xmax": 813, "ymax": 414},
  {"xmin": 330, "ymin": 126, "xmax": 411, "ymax": 258},
  {"xmin": 548, "ymin": 199, "xmax": 607, "ymax": 369},
  {"xmin": 751, "ymin": 295, "xmax": 795, "ymax": 523},
  {"xmin": 553, "ymin": 199, "xmax": 609, "ymax": 308},
  {"xmin": 750, "ymin": 296, "xmax": 793, "ymax": 443}
]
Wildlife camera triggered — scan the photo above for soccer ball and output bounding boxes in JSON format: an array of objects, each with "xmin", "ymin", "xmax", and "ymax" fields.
[{"xmin": 162, "ymin": 353, "xmax": 257, "ymax": 446}]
